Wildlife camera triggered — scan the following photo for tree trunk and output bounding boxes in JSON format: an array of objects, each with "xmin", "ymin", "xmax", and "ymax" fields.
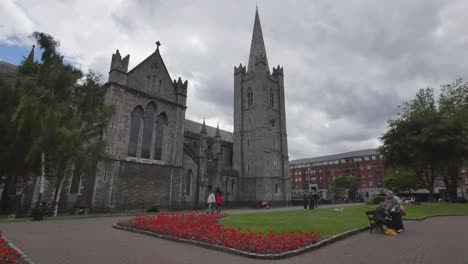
[{"xmin": 52, "ymin": 176, "xmax": 65, "ymax": 217}]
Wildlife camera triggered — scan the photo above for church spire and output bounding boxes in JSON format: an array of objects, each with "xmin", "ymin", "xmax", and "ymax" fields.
[
  {"xmin": 215, "ymin": 122, "xmax": 220, "ymax": 138},
  {"xmin": 201, "ymin": 118, "xmax": 207, "ymax": 134},
  {"xmin": 27, "ymin": 45, "xmax": 35, "ymax": 62},
  {"xmin": 247, "ymin": 8, "xmax": 269, "ymax": 71}
]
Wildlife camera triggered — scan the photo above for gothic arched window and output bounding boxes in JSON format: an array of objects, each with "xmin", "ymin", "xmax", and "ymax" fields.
[
  {"xmin": 154, "ymin": 112, "xmax": 168, "ymax": 160},
  {"xmin": 270, "ymin": 88, "xmax": 275, "ymax": 107},
  {"xmin": 128, "ymin": 106, "xmax": 144, "ymax": 157},
  {"xmin": 247, "ymin": 88, "xmax": 253, "ymax": 107},
  {"xmin": 186, "ymin": 170, "xmax": 192, "ymax": 195},
  {"xmin": 141, "ymin": 102, "xmax": 156, "ymax": 159}
]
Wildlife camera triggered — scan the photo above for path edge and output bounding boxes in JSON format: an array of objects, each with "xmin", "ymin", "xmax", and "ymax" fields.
[{"xmin": 3, "ymin": 236, "xmax": 35, "ymax": 264}]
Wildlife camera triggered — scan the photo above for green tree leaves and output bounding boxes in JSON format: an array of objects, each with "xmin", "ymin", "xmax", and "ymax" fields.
[{"xmin": 380, "ymin": 79, "xmax": 468, "ymax": 201}]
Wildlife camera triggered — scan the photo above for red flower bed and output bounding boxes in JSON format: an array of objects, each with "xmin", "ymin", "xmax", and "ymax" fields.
[
  {"xmin": 0, "ymin": 231, "xmax": 20, "ymax": 264},
  {"xmin": 126, "ymin": 213, "xmax": 321, "ymax": 254}
]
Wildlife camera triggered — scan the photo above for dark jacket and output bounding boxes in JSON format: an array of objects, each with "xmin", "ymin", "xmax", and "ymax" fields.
[{"xmin": 373, "ymin": 207, "xmax": 388, "ymax": 223}]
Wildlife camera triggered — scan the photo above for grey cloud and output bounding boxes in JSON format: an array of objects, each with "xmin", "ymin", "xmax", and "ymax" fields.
[{"xmin": 3, "ymin": 0, "xmax": 468, "ymax": 159}]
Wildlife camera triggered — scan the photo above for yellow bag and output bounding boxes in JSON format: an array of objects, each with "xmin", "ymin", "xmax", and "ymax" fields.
[{"xmin": 385, "ymin": 229, "xmax": 397, "ymax": 236}]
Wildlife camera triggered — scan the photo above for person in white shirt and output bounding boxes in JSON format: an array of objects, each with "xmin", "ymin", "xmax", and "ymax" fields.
[{"xmin": 207, "ymin": 190, "xmax": 216, "ymax": 214}]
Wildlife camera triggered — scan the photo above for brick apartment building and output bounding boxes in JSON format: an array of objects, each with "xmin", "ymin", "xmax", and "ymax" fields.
[
  {"xmin": 289, "ymin": 149, "xmax": 387, "ymax": 201},
  {"xmin": 290, "ymin": 148, "xmax": 468, "ymax": 201}
]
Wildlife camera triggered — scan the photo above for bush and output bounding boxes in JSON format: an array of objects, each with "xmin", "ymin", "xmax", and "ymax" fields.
[{"xmin": 367, "ymin": 195, "xmax": 385, "ymax": 205}]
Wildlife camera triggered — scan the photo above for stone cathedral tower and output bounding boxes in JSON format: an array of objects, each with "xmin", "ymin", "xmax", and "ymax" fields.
[{"xmin": 233, "ymin": 8, "xmax": 291, "ymax": 205}]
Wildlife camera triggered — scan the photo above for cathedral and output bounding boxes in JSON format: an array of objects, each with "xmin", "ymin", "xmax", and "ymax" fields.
[{"xmin": 52, "ymin": 9, "xmax": 290, "ymax": 212}]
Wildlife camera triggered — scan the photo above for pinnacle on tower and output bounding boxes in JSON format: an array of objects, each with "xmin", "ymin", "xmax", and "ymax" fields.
[
  {"xmin": 27, "ymin": 45, "xmax": 35, "ymax": 62},
  {"xmin": 201, "ymin": 118, "xmax": 207, "ymax": 134},
  {"xmin": 215, "ymin": 122, "xmax": 221, "ymax": 137},
  {"xmin": 247, "ymin": 8, "xmax": 269, "ymax": 71}
]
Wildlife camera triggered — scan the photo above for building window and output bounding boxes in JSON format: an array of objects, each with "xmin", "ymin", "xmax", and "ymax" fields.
[
  {"xmin": 270, "ymin": 88, "xmax": 275, "ymax": 107},
  {"xmin": 275, "ymin": 183, "xmax": 280, "ymax": 194},
  {"xmin": 369, "ymin": 182, "xmax": 374, "ymax": 187},
  {"xmin": 247, "ymin": 88, "xmax": 253, "ymax": 107},
  {"xmin": 154, "ymin": 112, "xmax": 168, "ymax": 160},
  {"xmin": 231, "ymin": 180, "xmax": 235, "ymax": 192},
  {"xmin": 128, "ymin": 106, "xmax": 144, "ymax": 157},
  {"xmin": 141, "ymin": 102, "xmax": 156, "ymax": 159}
]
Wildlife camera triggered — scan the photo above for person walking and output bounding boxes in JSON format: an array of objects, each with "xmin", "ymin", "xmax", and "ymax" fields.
[
  {"xmin": 313, "ymin": 192, "xmax": 319, "ymax": 209},
  {"xmin": 303, "ymin": 192, "xmax": 309, "ymax": 210},
  {"xmin": 308, "ymin": 192, "xmax": 315, "ymax": 210},
  {"xmin": 215, "ymin": 188, "xmax": 223, "ymax": 214},
  {"xmin": 386, "ymin": 191, "xmax": 405, "ymax": 233},
  {"xmin": 207, "ymin": 190, "xmax": 216, "ymax": 214}
]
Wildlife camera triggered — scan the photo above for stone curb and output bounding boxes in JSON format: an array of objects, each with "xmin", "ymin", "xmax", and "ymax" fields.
[
  {"xmin": 3, "ymin": 236, "xmax": 35, "ymax": 264},
  {"xmin": 113, "ymin": 223, "xmax": 369, "ymax": 259}
]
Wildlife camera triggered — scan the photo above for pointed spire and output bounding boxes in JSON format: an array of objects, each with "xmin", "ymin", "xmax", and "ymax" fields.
[
  {"xmin": 27, "ymin": 45, "xmax": 35, "ymax": 62},
  {"xmin": 215, "ymin": 122, "xmax": 221, "ymax": 137},
  {"xmin": 248, "ymin": 8, "xmax": 269, "ymax": 71},
  {"xmin": 201, "ymin": 118, "xmax": 207, "ymax": 134}
]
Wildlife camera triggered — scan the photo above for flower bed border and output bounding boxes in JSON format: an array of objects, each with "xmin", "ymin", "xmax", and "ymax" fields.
[
  {"xmin": 113, "ymin": 222, "xmax": 369, "ymax": 259},
  {"xmin": 2, "ymin": 236, "xmax": 35, "ymax": 264}
]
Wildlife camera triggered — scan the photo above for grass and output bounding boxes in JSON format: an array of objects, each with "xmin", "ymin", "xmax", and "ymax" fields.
[
  {"xmin": 403, "ymin": 203, "xmax": 468, "ymax": 219},
  {"xmin": 220, "ymin": 203, "xmax": 468, "ymax": 238},
  {"xmin": 0, "ymin": 211, "xmax": 157, "ymax": 222}
]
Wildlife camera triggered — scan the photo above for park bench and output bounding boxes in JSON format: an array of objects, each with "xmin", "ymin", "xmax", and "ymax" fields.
[{"xmin": 365, "ymin": 210, "xmax": 384, "ymax": 233}]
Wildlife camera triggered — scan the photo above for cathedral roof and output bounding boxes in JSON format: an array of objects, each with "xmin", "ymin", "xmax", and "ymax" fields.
[
  {"xmin": 248, "ymin": 8, "xmax": 269, "ymax": 71},
  {"xmin": 184, "ymin": 119, "xmax": 232, "ymax": 142},
  {"xmin": 0, "ymin": 61, "xmax": 17, "ymax": 74}
]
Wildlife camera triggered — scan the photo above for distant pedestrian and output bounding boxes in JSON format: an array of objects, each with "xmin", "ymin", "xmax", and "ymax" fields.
[
  {"xmin": 215, "ymin": 188, "xmax": 223, "ymax": 213},
  {"xmin": 207, "ymin": 190, "xmax": 216, "ymax": 214},
  {"xmin": 313, "ymin": 192, "xmax": 319, "ymax": 209},
  {"xmin": 303, "ymin": 193, "xmax": 309, "ymax": 210},
  {"xmin": 308, "ymin": 193, "xmax": 314, "ymax": 210},
  {"xmin": 344, "ymin": 193, "xmax": 349, "ymax": 203}
]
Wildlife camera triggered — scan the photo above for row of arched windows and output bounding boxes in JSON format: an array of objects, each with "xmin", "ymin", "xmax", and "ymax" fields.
[
  {"xmin": 128, "ymin": 102, "xmax": 168, "ymax": 160},
  {"xmin": 246, "ymin": 88, "xmax": 275, "ymax": 108}
]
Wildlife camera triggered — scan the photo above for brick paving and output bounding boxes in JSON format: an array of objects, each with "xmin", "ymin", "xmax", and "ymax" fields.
[{"xmin": 0, "ymin": 208, "xmax": 467, "ymax": 264}]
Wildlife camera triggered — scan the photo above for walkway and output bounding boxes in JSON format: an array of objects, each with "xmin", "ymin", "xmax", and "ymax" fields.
[{"xmin": 1, "ymin": 206, "xmax": 467, "ymax": 264}]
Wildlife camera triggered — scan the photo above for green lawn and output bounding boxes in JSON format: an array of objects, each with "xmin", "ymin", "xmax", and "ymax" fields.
[
  {"xmin": 220, "ymin": 203, "xmax": 468, "ymax": 238},
  {"xmin": 403, "ymin": 203, "xmax": 468, "ymax": 219}
]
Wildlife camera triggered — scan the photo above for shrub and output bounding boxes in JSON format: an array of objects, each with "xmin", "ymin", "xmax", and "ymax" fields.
[
  {"xmin": 123, "ymin": 213, "xmax": 321, "ymax": 254},
  {"xmin": 368, "ymin": 195, "xmax": 385, "ymax": 205}
]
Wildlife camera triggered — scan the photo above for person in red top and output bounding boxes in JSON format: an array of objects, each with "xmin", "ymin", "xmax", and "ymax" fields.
[{"xmin": 215, "ymin": 188, "xmax": 223, "ymax": 214}]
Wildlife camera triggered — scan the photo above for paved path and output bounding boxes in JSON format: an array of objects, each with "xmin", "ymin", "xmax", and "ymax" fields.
[{"xmin": 1, "ymin": 207, "xmax": 467, "ymax": 264}]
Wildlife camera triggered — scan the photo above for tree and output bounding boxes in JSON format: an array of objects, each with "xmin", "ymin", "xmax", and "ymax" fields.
[
  {"xmin": 380, "ymin": 81, "xmax": 468, "ymax": 202},
  {"xmin": 438, "ymin": 79, "xmax": 468, "ymax": 201},
  {"xmin": 383, "ymin": 169, "xmax": 421, "ymax": 194},
  {"xmin": 330, "ymin": 177, "xmax": 362, "ymax": 200},
  {"xmin": 3, "ymin": 32, "xmax": 111, "ymax": 216}
]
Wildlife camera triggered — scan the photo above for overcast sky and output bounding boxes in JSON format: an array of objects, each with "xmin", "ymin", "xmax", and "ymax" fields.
[{"xmin": 1, "ymin": 0, "xmax": 468, "ymax": 160}]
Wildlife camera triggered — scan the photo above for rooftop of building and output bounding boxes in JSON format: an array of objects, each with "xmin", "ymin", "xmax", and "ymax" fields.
[
  {"xmin": 184, "ymin": 119, "xmax": 233, "ymax": 142},
  {"xmin": 0, "ymin": 61, "xmax": 17, "ymax": 74},
  {"xmin": 290, "ymin": 148, "xmax": 380, "ymax": 166}
]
